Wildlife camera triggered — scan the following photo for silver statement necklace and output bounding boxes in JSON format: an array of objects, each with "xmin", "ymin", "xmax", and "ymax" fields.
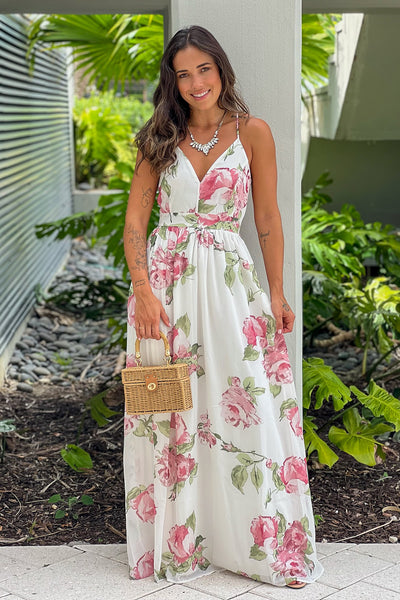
[{"xmin": 188, "ymin": 111, "xmax": 226, "ymax": 156}]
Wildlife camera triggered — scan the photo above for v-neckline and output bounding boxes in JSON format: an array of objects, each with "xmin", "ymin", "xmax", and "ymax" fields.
[{"xmin": 177, "ymin": 138, "xmax": 238, "ymax": 184}]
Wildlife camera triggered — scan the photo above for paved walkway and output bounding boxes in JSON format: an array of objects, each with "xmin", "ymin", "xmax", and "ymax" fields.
[{"xmin": 0, "ymin": 542, "xmax": 399, "ymax": 599}]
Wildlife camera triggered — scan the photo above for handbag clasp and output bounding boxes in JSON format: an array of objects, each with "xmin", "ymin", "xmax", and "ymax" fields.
[{"xmin": 145, "ymin": 374, "xmax": 158, "ymax": 391}]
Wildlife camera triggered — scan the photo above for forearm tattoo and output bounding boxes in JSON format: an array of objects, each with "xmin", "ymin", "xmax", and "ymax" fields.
[
  {"xmin": 126, "ymin": 224, "xmax": 147, "ymax": 270},
  {"xmin": 258, "ymin": 230, "xmax": 270, "ymax": 249},
  {"xmin": 134, "ymin": 279, "xmax": 146, "ymax": 288},
  {"xmin": 281, "ymin": 298, "xmax": 290, "ymax": 312},
  {"xmin": 141, "ymin": 186, "xmax": 153, "ymax": 208}
]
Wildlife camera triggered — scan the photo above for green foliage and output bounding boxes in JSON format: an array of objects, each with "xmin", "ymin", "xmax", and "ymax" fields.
[
  {"xmin": 26, "ymin": 12, "xmax": 336, "ymax": 102},
  {"xmin": 303, "ymin": 357, "xmax": 399, "ymax": 467},
  {"xmin": 303, "ymin": 357, "xmax": 352, "ymax": 411},
  {"xmin": 26, "ymin": 14, "xmax": 163, "ymax": 90},
  {"xmin": 302, "ymin": 172, "xmax": 400, "ymax": 378},
  {"xmin": 72, "ymin": 92, "xmax": 153, "ymax": 186},
  {"xmin": 301, "ymin": 14, "xmax": 341, "ymax": 96},
  {"xmin": 85, "ymin": 390, "xmax": 121, "ymax": 427},
  {"xmin": 60, "ymin": 444, "xmax": 93, "ymax": 472},
  {"xmin": 328, "ymin": 408, "xmax": 393, "ymax": 466},
  {"xmin": 36, "ymin": 161, "xmax": 160, "ymax": 279},
  {"xmin": 0, "ymin": 419, "xmax": 16, "ymax": 464},
  {"xmin": 48, "ymin": 492, "xmax": 94, "ymax": 520}
]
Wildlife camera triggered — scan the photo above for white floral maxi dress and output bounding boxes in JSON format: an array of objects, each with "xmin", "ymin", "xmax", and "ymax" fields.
[{"xmin": 123, "ymin": 126, "xmax": 324, "ymax": 586}]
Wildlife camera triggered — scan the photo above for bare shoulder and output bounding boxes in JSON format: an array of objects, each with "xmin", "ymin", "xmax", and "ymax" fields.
[
  {"xmin": 239, "ymin": 116, "xmax": 275, "ymax": 164},
  {"xmin": 242, "ymin": 116, "xmax": 275, "ymax": 146}
]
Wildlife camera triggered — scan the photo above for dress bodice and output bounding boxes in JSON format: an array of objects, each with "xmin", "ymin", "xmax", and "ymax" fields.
[{"xmin": 155, "ymin": 136, "xmax": 251, "ymax": 232}]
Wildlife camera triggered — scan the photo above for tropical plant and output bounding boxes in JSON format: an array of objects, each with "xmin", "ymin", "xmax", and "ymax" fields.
[
  {"xmin": 26, "ymin": 14, "xmax": 163, "ymax": 90},
  {"xmin": 73, "ymin": 92, "xmax": 152, "ymax": 186},
  {"xmin": 301, "ymin": 14, "xmax": 341, "ymax": 96},
  {"xmin": 26, "ymin": 13, "xmax": 338, "ymax": 98},
  {"xmin": 302, "ymin": 172, "xmax": 400, "ymax": 379},
  {"xmin": 303, "ymin": 358, "xmax": 400, "ymax": 467}
]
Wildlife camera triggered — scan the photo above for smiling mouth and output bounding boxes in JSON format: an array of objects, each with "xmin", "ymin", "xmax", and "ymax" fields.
[{"xmin": 191, "ymin": 90, "xmax": 210, "ymax": 99}]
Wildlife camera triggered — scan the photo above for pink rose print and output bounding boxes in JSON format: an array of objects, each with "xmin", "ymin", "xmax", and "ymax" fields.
[
  {"xmin": 282, "ymin": 521, "xmax": 308, "ymax": 553},
  {"xmin": 250, "ymin": 515, "xmax": 279, "ymax": 551},
  {"xmin": 242, "ymin": 316, "xmax": 269, "ymax": 349},
  {"xmin": 157, "ymin": 445, "xmax": 177, "ymax": 487},
  {"xmin": 149, "ymin": 247, "xmax": 174, "ymax": 289},
  {"xmin": 173, "ymin": 253, "xmax": 189, "ymax": 280},
  {"xmin": 166, "ymin": 226, "xmax": 189, "ymax": 251},
  {"xmin": 124, "ymin": 414, "xmax": 139, "ymax": 435},
  {"xmin": 176, "ymin": 454, "xmax": 196, "ymax": 482},
  {"xmin": 197, "ymin": 412, "xmax": 217, "ymax": 448},
  {"xmin": 196, "ymin": 212, "xmax": 232, "ymax": 228},
  {"xmin": 126, "ymin": 354, "xmax": 139, "ymax": 368},
  {"xmin": 131, "ymin": 550, "xmax": 154, "ymax": 579},
  {"xmin": 127, "ymin": 294, "xmax": 136, "ymax": 326},
  {"xmin": 156, "ymin": 445, "xmax": 195, "ymax": 487},
  {"xmin": 278, "ymin": 457, "xmax": 309, "ymax": 494},
  {"xmin": 170, "ymin": 412, "xmax": 191, "ymax": 446},
  {"xmin": 149, "ymin": 248, "xmax": 189, "ymax": 290},
  {"xmin": 167, "ymin": 524, "xmax": 196, "ymax": 565},
  {"xmin": 233, "ymin": 170, "xmax": 249, "ymax": 217},
  {"xmin": 196, "ymin": 229, "xmax": 215, "ymax": 248},
  {"xmin": 285, "ymin": 406, "xmax": 303, "ymax": 437},
  {"xmin": 271, "ymin": 547, "xmax": 307, "ymax": 579},
  {"xmin": 263, "ymin": 335, "xmax": 293, "ymax": 385},
  {"xmin": 130, "ymin": 484, "xmax": 156, "ymax": 524},
  {"xmin": 200, "ymin": 169, "xmax": 239, "ymax": 205},
  {"xmin": 167, "ymin": 327, "xmax": 201, "ymax": 376},
  {"xmin": 220, "ymin": 377, "xmax": 261, "ymax": 429},
  {"xmin": 157, "ymin": 183, "xmax": 170, "ymax": 213}
]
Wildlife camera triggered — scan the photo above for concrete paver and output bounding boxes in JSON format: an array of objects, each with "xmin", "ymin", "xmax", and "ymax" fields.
[
  {"xmin": 317, "ymin": 548, "xmax": 392, "ymax": 589},
  {"xmin": 0, "ymin": 542, "xmax": 398, "ymax": 600}
]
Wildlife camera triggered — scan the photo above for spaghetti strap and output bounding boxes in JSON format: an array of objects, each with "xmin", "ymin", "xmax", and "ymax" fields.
[{"xmin": 236, "ymin": 112, "xmax": 239, "ymax": 138}]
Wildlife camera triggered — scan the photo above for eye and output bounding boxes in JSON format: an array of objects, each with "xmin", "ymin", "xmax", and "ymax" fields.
[
  {"xmin": 200, "ymin": 67, "xmax": 210, "ymax": 73},
  {"xmin": 177, "ymin": 73, "xmax": 188, "ymax": 79}
]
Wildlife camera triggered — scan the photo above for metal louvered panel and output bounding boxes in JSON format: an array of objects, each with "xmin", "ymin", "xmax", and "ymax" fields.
[{"xmin": 0, "ymin": 14, "xmax": 72, "ymax": 356}]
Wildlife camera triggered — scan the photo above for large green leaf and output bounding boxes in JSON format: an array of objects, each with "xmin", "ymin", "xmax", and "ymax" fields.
[
  {"xmin": 303, "ymin": 415, "xmax": 339, "ymax": 467},
  {"xmin": 351, "ymin": 381, "xmax": 400, "ymax": 431},
  {"xmin": 303, "ymin": 357, "xmax": 352, "ymax": 411},
  {"xmin": 328, "ymin": 408, "xmax": 393, "ymax": 466},
  {"xmin": 26, "ymin": 14, "xmax": 163, "ymax": 89}
]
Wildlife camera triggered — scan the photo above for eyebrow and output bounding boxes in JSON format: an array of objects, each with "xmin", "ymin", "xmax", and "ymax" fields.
[{"xmin": 175, "ymin": 62, "xmax": 212, "ymax": 74}]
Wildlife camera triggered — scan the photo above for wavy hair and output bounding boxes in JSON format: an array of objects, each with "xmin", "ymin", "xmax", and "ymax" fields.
[{"xmin": 135, "ymin": 25, "xmax": 249, "ymax": 174}]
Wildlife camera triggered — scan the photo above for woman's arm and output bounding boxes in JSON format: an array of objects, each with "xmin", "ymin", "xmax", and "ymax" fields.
[
  {"xmin": 246, "ymin": 118, "xmax": 295, "ymax": 334},
  {"xmin": 124, "ymin": 152, "xmax": 170, "ymax": 339}
]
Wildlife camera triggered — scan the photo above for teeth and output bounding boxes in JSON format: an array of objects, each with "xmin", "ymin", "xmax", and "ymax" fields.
[{"xmin": 193, "ymin": 90, "xmax": 209, "ymax": 98}]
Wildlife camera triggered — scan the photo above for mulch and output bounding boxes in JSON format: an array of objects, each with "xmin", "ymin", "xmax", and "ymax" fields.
[{"xmin": 0, "ymin": 376, "xmax": 399, "ymax": 547}]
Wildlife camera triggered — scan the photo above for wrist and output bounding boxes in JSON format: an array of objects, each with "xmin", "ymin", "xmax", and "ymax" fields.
[{"xmin": 132, "ymin": 278, "xmax": 152, "ymax": 297}]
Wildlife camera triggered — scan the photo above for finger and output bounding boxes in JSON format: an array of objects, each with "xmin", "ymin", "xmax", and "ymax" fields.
[
  {"xmin": 143, "ymin": 323, "xmax": 152, "ymax": 339},
  {"xmin": 274, "ymin": 315, "xmax": 283, "ymax": 335},
  {"xmin": 160, "ymin": 307, "xmax": 171, "ymax": 327},
  {"xmin": 136, "ymin": 325, "xmax": 144, "ymax": 340},
  {"xmin": 151, "ymin": 323, "xmax": 160, "ymax": 340}
]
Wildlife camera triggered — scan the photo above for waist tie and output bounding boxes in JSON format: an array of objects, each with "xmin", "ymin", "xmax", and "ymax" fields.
[{"xmin": 157, "ymin": 212, "xmax": 240, "ymax": 234}]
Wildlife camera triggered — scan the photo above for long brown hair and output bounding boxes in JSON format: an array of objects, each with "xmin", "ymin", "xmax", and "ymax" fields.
[{"xmin": 135, "ymin": 25, "xmax": 249, "ymax": 174}]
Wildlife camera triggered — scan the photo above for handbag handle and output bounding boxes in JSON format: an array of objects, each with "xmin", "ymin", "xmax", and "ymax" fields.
[{"xmin": 135, "ymin": 331, "xmax": 171, "ymax": 367}]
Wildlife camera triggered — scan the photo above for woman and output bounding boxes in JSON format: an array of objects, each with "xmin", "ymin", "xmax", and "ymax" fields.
[{"xmin": 123, "ymin": 25, "xmax": 324, "ymax": 589}]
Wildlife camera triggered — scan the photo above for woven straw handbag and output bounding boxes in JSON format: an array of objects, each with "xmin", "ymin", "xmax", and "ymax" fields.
[{"xmin": 121, "ymin": 332, "xmax": 193, "ymax": 415}]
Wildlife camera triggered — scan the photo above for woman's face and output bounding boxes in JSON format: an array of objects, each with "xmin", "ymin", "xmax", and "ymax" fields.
[{"xmin": 172, "ymin": 45, "xmax": 222, "ymax": 112}]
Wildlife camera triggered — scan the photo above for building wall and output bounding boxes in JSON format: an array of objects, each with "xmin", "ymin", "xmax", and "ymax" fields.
[
  {"xmin": 0, "ymin": 14, "xmax": 72, "ymax": 383},
  {"xmin": 169, "ymin": 0, "xmax": 303, "ymax": 384}
]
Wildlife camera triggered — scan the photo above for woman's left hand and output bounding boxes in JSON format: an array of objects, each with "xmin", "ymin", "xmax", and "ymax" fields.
[{"xmin": 271, "ymin": 295, "xmax": 295, "ymax": 334}]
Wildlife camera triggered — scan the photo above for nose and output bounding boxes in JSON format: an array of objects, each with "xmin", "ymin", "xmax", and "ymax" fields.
[{"xmin": 191, "ymin": 73, "xmax": 204, "ymax": 91}]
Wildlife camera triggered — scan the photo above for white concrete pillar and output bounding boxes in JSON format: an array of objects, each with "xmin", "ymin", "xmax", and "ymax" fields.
[{"xmin": 169, "ymin": 0, "xmax": 303, "ymax": 389}]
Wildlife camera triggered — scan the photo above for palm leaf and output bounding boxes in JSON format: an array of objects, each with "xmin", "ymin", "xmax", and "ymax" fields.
[
  {"xmin": 303, "ymin": 415, "xmax": 339, "ymax": 467},
  {"xmin": 329, "ymin": 407, "xmax": 393, "ymax": 466},
  {"xmin": 303, "ymin": 357, "xmax": 352, "ymax": 411},
  {"xmin": 351, "ymin": 381, "xmax": 400, "ymax": 430}
]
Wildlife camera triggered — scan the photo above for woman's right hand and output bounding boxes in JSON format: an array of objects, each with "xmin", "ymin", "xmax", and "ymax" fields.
[{"xmin": 134, "ymin": 292, "xmax": 171, "ymax": 340}]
